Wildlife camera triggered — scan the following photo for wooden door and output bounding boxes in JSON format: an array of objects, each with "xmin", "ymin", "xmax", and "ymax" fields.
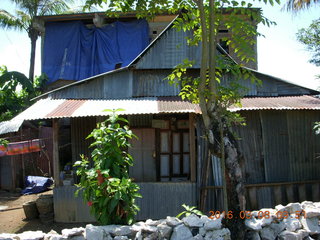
[{"xmin": 129, "ymin": 128, "xmax": 156, "ymax": 182}]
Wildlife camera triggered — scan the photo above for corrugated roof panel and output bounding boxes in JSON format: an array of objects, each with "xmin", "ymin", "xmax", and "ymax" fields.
[
  {"xmin": 0, "ymin": 119, "xmax": 24, "ymax": 135},
  {"xmin": 1, "ymin": 95, "xmax": 319, "ymax": 135},
  {"xmin": 157, "ymin": 97, "xmax": 202, "ymax": 114},
  {"xmin": 46, "ymin": 100, "xmax": 86, "ymax": 118},
  {"xmin": 14, "ymin": 99, "xmax": 66, "ymax": 120},
  {"xmin": 71, "ymin": 98, "xmax": 160, "ymax": 117},
  {"xmin": 229, "ymin": 95, "xmax": 320, "ymax": 111}
]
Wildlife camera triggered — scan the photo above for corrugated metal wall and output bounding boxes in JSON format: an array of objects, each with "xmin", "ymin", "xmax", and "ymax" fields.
[
  {"xmin": 236, "ymin": 110, "xmax": 320, "ymax": 184},
  {"xmin": 256, "ymin": 73, "xmax": 312, "ymax": 96},
  {"xmin": 136, "ymin": 28, "xmax": 201, "ymax": 69},
  {"xmin": 133, "ymin": 70, "xmax": 180, "ymax": 97},
  {"xmin": 136, "ymin": 182, "xmax": 197, "ymax": 220},
  {"xmin": 0, "ymin": 156, "xmax": 13, "ymax": 190},
  {"xmin": 49, "ymin": 70, "xmax": 133, "ymax": 100},
  {"xmin": 54, "ymin": 183, "xmax": 196, "ymax": 222},
  {"xmin": 71, "ymin": 117, "xmax": 97, "ymax": 163},
  {"xmin": 54, "ymin": 186, "xmax": 95, "ymax": 223},
  {"xmin": 203, "ymin": 110, "xmax": 320, "ymax": 211}
]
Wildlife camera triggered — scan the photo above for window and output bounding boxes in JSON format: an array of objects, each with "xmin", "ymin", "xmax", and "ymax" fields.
[{"xmin": 157, "ymin": 130, "xmax": 190, "ymax": 181}]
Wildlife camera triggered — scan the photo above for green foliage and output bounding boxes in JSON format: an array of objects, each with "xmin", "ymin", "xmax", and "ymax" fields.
[
  {"xmin": 0, "ymin": 65, "xmax": 47, "ymax": 121},
  {"xmin": 297, "ymin": 18, "xmax": 320, "ymax": 70},
  {"xmin": 0, "ymin": 138, "xmax": 8, "ymax": 147},
  {"xmin": 176, "ymin": 204, "xmax": 203, "ymax": 219},
  {"xmin": 74, "ymin": 110, "xmax": 141, "ymax": 225}
]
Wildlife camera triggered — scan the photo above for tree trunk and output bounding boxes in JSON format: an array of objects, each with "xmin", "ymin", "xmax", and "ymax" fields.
[
  {"xmin": 28, "ymin": 28, "xmax": 38, "ymax": 83},
  {"xmin": 207, "ymin": 122, "xmax": 246, "ymax": 240}
]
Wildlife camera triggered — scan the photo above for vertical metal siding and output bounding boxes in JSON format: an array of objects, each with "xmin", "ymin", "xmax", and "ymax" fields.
[
  {"xmin": 71, "ymin": 117, "xmax": 97, "ymax": 163},
  {"xmin": 260, "ymin": 110, "xmax": 290, "ymax": 182},
  {"xmin": 136, "ymin": 28, "xmax": 201, "ymax": 69},
  {"xmin": 54, "ymin": 186, "xmax": 95, "ymax": 223},
  {"xmin": 49, "ymin": 70, "xmax": 133, "ymax": 100},
  {"xmin": 0, "ymin": 156, "xmax": 13, "ymax": 190},
  {"xmin": 287, "ymin": 111, "xmax": 320, "ymax": 182},
  {"xmin": 135, "ymin": 182, "xmax": 197, "ymax": 220},
  {"xmin": 234, "ymin": 111, "xmax": 265, "ymax": 184},
  {"xmin": 54, "ymin": 183, "xmax": 196, "ymax": 222},
  {"xmin": 133, "ymin": 70, "xmax": 180, "ymax": 97}
]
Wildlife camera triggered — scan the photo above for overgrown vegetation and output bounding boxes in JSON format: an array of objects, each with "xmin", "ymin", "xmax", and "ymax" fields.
[
  {"xmin": 74, "ymin": 110, "xmax": 141, "ymax": 225},
  {"xmin": 0, "ymin": 65, "xmax": 47, "ymax": 122}
]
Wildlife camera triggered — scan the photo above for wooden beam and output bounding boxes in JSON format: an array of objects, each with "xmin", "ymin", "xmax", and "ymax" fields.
[
  {"xmin": 189, "ymin": 113, "xmax": 196, "ymax": 182},
  {"xmin": 52, "ymin": 119, "xmax": 60, "ymax": 187}
]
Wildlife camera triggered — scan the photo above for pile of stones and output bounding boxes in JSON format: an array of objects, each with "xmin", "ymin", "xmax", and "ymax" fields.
[
  {"xmin": 0, "ymin": 215, "xmax": 229, "ymax": 240},
  {"xmin": 245, "ymin": 201, "xmax": 320, "ymax": 240},
  {"xmin": 2, "ymin": 201, "xmax": 320, "ymax": 240}
]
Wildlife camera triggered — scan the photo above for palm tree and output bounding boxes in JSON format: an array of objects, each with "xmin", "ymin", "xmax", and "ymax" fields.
[
  {"xmin": 285, "ymin": 0, "xmax": 319, "ymax": 11},
  {"xmin": 0, "ymin": 0, "xmax": 72, "ymax": 82}
]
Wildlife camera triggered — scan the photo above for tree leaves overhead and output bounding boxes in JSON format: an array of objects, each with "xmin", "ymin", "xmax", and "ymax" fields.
[
  {"xmin": 297, "ymin": 18, "xmax": 320, "ymax": 68},
  {"xmin": 285, "ymin": 0, "xmax": 319, "ymax": 11}
]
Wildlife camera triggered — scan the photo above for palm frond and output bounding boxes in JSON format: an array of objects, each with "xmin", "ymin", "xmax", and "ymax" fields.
[
  {"xmin": 285, "ymin": 0, "xmax": 319, "ymax": 11},
  {"xmin": 16, "ymin": 10, "xmax": 31, "ymax": 26},
  {"xmin": 38, "ymin": 0, "xmax": 73, "ymax": 16},
  {"xmin": 0, "ymin": 71, "xmax": 33, "ymax": 92},
  {"xmin": 0, "ymin": 9, "xmax": 25, "ymax": 31}
]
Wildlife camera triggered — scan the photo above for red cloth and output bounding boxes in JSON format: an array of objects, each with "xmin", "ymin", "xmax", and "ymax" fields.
[{"xmin": 0, "ymin": 139, "xmax": 42, "ymax": 156}]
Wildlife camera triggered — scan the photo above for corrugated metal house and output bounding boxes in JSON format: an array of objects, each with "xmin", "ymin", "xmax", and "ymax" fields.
[{"xmin": 1, "ymin": 12, "xmax": 320, "ymax": 222}]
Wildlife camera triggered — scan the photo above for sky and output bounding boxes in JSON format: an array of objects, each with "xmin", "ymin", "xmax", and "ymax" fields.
[{"xmin": 0, "ymin": 0, "xmax": 319, "ymax": 90}]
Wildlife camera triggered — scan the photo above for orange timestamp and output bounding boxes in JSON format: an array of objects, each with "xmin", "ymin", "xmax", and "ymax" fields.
[{"xmin": 209, "ymin": 210, "xmax": 307, "ymax": 220}]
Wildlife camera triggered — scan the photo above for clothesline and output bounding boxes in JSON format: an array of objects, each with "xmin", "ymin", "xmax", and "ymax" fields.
[{"xmin": 0, "ymin": 139, "xmax": 44, "ymax": 157}]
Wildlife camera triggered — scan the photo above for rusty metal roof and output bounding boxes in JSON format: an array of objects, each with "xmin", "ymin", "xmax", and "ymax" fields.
[
  {"xmin": 229, "ymin": 95, "xmax": 320, "ymax": 111},
  {"xmin": 13, "ymin": 97, "xmax": 202, "ymax": 121},
  {"xmin": 1, "ymin": 95, "xmax": 320, "ymax": 135}
]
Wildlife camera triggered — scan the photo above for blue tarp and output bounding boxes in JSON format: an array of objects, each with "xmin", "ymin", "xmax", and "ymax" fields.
[
  {"xmin": 43, "ymin": 20, "xmax": 149, "ymax": 83},
  {"xmin": 21, "ymin": 176, "xmax": 53, "ymax": 195}
]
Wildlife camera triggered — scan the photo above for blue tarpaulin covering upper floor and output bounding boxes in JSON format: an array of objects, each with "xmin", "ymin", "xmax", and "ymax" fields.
[{"xmin": 43, "ymin": 19, "xmax": 149, "ymax": 83}]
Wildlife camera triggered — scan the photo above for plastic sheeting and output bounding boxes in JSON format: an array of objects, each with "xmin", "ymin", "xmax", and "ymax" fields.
[
  {"xmin": 21, "ymin": 176, "xmax": 53, "ymax": 195},
  {"xmin": 43, "ymin": 20, "xmax": 149, "ymax": 83}
]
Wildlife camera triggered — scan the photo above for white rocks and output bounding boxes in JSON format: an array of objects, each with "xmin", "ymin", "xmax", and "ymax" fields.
[
  {"xmin": 157, "ymin": 223, "xmax": 172, "ymax": 238},
  {"xmin": 283, "ymin": 215, "xmax": 302, "ymax": 232},
  {"xmin": 0, "ymin": 233, "xmax": 20, "ymax": 240},
  {"xmin": 300, "ymin": 217, "xmax": 320, "ymax": 234},
  {"xmin": 61, "ymin": 227, "xmax": 85, "ymax": 238},
  {"xmin": 278, "ymin": 229, "xmax": 309, "ymax": 240},
  {"xmin": 183, "ymin": 214, "xmax": 203, "ymax": 228},
  {"xmin": 170, "ymin": 224, "xmax": 193, "ymax": 240},
  {"xmin": 214, "ymin": 228, "xmax": 231, "ymax": 240},
  {"xmin": 6, "ymin": 200, "xmax": 320, "ymax": 240},
  {"xmin": 166, "ymin": 216, "xmax": 183, "ymax": 227},
  {"xmin": 286, "ymin": 203, "xmax": 303, "ymax": 214},
  {"xmin": 18, "ymin": 231, "xmax": 45, "ymax": 240},
  {"xmin": 85, "ymin": 224, "xmax": 105, "ymax": 240},
  {"xmin": 112, "ymin": 226, "xmax": 134, "ymax": 236},
  {"xmin": 245, "ymin": 218, "xmax": 263, "ymax": 231},
  {"xmin": 260, "ymin": 226, "xmax": 277, "ymax": 240},
  {"xmin": 203, "ymin": 216, "xmax": 222, "ymax": 231}
]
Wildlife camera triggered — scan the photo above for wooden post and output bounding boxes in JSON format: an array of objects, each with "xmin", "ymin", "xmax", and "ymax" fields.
[
  {"xmin": 189, "ymin": 113, "xmax": 196, "ymax": 182},
  {"xmin": 20, "ymin": 129, "xmax": 25, "ymax": 186},
  {"xmin": 53, "ymin": 119, "xmax": 60, "ymax": 187}
]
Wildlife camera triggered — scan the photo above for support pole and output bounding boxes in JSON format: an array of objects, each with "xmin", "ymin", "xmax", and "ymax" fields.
[{"xmin": 52, "ymin": 119, "xmax": 60, "ymax": 187}]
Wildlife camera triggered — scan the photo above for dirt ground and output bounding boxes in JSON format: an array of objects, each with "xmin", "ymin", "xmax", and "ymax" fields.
[{"xmin": 0, "ymin": 190, "xmax": 87, "ymax": 234}]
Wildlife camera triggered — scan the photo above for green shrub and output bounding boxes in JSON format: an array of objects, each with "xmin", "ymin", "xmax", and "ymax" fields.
[{"xmin": 74, "ymin": 110, "xmax": 141, "ymax": 225}]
